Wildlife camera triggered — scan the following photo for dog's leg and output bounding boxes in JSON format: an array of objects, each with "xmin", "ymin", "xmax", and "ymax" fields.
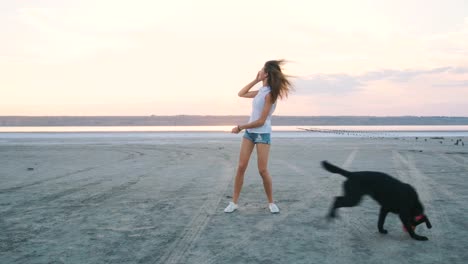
[
  {"xmin": 378, "ymin": 207, "xmax": 389, "ymax": 234},
  {"xmin": 399, "ymin": 213, "xmax": 428, "ymax": 241},
  {"xmin": 328, "ymin": 197, "xmax": 340, "ymax": 218},
  {"xmin": 328, "ymin": 195, "xmax": 361, "ymax": 219}
]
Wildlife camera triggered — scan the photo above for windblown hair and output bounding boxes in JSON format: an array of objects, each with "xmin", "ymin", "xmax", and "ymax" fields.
[{"xmin": 264, "ymin": 60, "xmax": 293, "ymax": 103}]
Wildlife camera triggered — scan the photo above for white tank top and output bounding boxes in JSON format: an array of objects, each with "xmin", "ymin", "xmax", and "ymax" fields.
[{"xmin": 247, "ymin": 86, "xmax": 276, "ymax": 133}]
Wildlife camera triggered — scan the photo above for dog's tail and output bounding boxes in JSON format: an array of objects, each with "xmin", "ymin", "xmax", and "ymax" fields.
[{"xmin": 321, "ymin": 160, "xmax": 352, "ymax": 178}]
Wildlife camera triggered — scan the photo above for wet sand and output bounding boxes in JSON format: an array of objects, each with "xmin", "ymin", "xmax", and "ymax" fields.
[{"xmin": 1, "ymin": 136, "xmax": 467, "ymax": 264}]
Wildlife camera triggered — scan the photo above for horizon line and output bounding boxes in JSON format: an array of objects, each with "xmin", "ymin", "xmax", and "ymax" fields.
[{"xmin": 1, "ymin": 115, "xmax": 468, "ymax": 118}]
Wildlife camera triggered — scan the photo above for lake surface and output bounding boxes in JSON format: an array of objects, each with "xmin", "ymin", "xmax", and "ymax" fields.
[{"xmin": 0, "ymin": 126, "xmax": 467, "ymax": 140}]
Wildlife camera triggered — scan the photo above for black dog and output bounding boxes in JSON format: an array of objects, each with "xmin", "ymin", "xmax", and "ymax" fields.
[{"xmin": 322, "ymin": 160, "xmax": 432, "ymax": 241}]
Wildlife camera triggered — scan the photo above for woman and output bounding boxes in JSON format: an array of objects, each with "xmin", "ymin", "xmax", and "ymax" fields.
[{"xmin": 224, "ymin": 60, "xmax": 293, "ymax": 213}]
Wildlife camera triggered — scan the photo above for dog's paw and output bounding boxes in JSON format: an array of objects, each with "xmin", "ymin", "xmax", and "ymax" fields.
[
  {"xmin": 379, "ymin": 229, "xmax": 388, "ymax": 234},
  {"xmin": 412, "ymin": 235, "xmax": 429, "ymax": 241},
  {"xmin": 326, "ymin": 213, "xmax": 338, "ymax": 220}
]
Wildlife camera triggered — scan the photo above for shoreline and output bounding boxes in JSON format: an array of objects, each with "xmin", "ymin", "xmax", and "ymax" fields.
[{"xmin": 1, "ymin": 125, "xmax": 468, "ymax": 134}]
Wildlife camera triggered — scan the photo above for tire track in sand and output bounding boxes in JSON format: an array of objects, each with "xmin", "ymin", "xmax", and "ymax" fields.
[
  {"xmin": 155, "ymin": 155, "xmax": 234, "ymax": 264},
  {"xmin": 0, "ymin": 148, "xmax": 150, "ymax": 215},
  {"xmin": 324, "ymin": 149, "xmax": 360, "ymax": 264},
  {"xmin": 0, "ymin": 167, "xmax": 98, "ymax": 193},
  {"xmin": 392, "ymin": 150, "xmax": 457, "ymax": 263},
  {"xmin": 204, "ymin": 149, "xmax": 358, "ymax": 264},
  {"xmin": 197, "ymin": 156, "xmax": 320, "ymax": 264},
  {"xmin": 200, "ymin": 209, "xmax": 295, "ymax": 264},
  {"xmin": 436, "ymin": 152, "xmax": 468, "ymax": 169},
  {"xmin": 0, "ymin": 147, "xmax": 143, "ymax": 193},
  {"xmin": 302, "ymin": 148, "xmax": 359, "ymax": 263}
]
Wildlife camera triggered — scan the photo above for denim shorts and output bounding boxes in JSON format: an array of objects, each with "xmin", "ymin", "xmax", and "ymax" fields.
[{"xmin": 243, "ymin": 130, "xmax": 271, "ymax": 144}]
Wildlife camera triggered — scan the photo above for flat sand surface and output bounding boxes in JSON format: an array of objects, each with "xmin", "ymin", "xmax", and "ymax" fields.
[{"xmin": 1, "ymin": 136, "xmax": 467, "ymax": 264}]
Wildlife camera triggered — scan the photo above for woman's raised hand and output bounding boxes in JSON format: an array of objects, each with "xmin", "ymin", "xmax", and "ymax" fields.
[{"xmin": 255, "ymin": 71, "xmax": 268, "ymax": 82}]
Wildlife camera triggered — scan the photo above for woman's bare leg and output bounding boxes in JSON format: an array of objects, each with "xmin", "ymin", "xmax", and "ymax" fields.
[
  {"xmin": 232, "ymin": 138, "xmax": 255, "ymax": 204},
  {"xmin": 256, "ymin": 143, "xmax": 273, "ymax": 203}
]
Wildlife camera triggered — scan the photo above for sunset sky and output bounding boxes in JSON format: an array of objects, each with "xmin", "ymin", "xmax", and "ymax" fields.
[{"xmin": 1, "ymin": 0, "xmax": 468, "ymax": 116}]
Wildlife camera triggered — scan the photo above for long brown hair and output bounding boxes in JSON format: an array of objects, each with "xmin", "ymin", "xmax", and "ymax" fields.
[{"xmin": 264, "ymin": 60, "xmax": 293, "ymax": 103}]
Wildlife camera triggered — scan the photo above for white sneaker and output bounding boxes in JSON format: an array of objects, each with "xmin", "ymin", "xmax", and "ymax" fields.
[
  {"xmin": 224, "ymin": 202, "xmax": 238, "ymax": 213},
  {"xmin": 269, "ymin": 203, "xmax": 280, "ymax": 213}
]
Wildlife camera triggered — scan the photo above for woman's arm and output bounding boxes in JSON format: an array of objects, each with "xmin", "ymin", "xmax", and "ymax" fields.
[
  {"xmin": 231, "ymin": 94, "xmax": 273, "ymax": 133},
  {"xmin": 237, "ymin": 71, "xmax": 268, "ymax": 98},
  {"xmin": 237, "ymin": 79, "xmax": 259, "ymax": 98}
]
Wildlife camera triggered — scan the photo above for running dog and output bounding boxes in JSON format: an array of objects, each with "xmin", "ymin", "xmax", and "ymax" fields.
[{"xmin": 321, "ymin": 160, "xmax": 432, "ymax": 241}]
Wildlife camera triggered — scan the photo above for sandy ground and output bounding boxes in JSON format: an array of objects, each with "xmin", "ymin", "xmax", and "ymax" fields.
[{"xmin": 0, "ymin": 135, "xmax": 467, "ymax": 264}]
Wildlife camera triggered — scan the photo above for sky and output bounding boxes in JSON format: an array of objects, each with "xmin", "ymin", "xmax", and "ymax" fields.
[{"xmin": 1, "ymin": 0, "xmax": 468, "ymax": 116}]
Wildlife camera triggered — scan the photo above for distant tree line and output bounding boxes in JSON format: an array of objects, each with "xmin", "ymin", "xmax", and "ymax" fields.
[{"xmin": 1, "ymin": 116, "xmax": 468, "ymax": 126}]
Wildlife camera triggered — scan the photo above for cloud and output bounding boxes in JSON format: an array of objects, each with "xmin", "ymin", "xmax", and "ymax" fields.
[
  {"xmin": 449, "ymin": 67, "xmax": 468, "ymax": 74},
  {"xmin": 294, "ymin": 74, "xmax": 363, "ymax": 95},
  {"xmin": 294, "ymin": 66, "xmax": 468, "ymax": 95},
  {"xmin": 432, "ymin": 80, "xmax": 468, "ymax": 88},
  {"xmin": 360, "ymin": 67, "xmax": 453, "ymax": 82}
]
